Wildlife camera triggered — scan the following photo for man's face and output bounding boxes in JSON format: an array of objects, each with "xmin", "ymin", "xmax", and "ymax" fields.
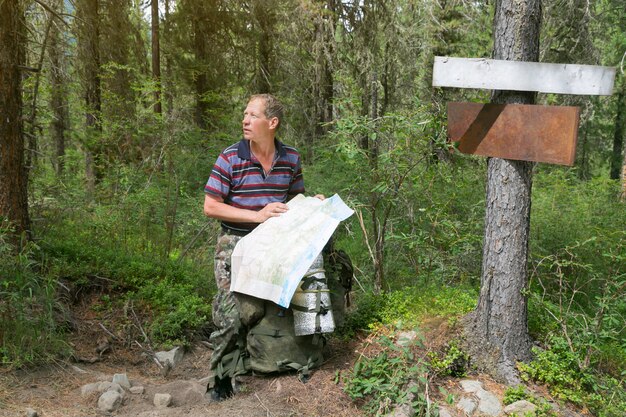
[{"xmin": 242, "ymin": 98, "xmax": 277, "ymax": 141}]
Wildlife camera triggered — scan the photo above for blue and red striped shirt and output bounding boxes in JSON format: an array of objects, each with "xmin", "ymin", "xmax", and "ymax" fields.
[{"xmin": 205, "ymin": 139, "xmax": 305, "ymax": 234}]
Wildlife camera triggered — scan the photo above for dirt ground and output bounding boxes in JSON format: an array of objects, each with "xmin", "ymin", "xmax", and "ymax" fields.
[
  {"xmin": 0, "ymin": 337, "xmax": 363, "ymax": 417},
  {"xmin": 0, "ymin": 290, "xmax": 367, "ymax": 417},
  {"xmin": 0, "ymin": 293, "xmax": 590, "ymax": 417}
]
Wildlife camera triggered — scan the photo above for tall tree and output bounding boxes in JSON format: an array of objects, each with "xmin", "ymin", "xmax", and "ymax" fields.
[
  {"xmin": 464, "ymin": 0, "xmax": 540, "ymax": 384},
  {"xmin": 76, "ymin": 0, "xmax": 103, "ymax": 195},
  {"xmin": 152, "ymin": 0, "xmax": 162, "ymax": 115},
  {"xmin": 48, "ymin": 0, "xmax": 69, "ymax": 177},
  {"xmin": 611, "ymin": 79, "xmax": 625, "ymax": 180},
  {"xmin": 252, "ymin": 0, "xmax": 276, "ymax": 93},
  {"xmin": 0, "ymin": 0, "xmax": 30, "ymax": 238}
]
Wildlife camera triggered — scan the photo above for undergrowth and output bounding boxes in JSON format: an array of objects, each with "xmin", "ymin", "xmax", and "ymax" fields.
[{"xmin": 343, "ymin": 328, "xmax": 439, "ymax": 417}]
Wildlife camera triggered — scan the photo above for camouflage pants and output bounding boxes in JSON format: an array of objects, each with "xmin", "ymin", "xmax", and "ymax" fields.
[{"xmin": 208, "ymin": 232, "xmax": 244, "ymax": 383}]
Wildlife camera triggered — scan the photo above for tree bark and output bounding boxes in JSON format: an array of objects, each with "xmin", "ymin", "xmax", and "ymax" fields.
[
  {"xmin": 77, "ymin": 0, "xmax": 102, "ymax": 195},
  {"xmin": 151, "ymin": 0, "xmax": 162, "ymax": 115},
  {"xmin": 253, "ymin": 0, "xmax": 275, "ymax": 93},
  {"xmin": 610, "ymin": 81, "xmax": 624, "ymax": 180},
  {"xmin": 0, "ymin": 0, "xmax": 30, "ymax": 238},
  {"xmin": 49, "ymin": 3, "xmax": 68, "ymax": 177},
  {"xmin": 463, "ymin": 0, "xmax": 539, "ymax": 384}
]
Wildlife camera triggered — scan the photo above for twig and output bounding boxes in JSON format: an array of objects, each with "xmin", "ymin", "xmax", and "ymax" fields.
[
  {"xmin": 98, "ymin": 322, "xmax": 119, "ymax": 341},
  {"xmin": 134, "ymin": 340, "xmax": 164, "ymax": 371},
  {"xmin": 355, "ymin": 208, "xmax": 376, "ymax": 266},
  {"xmin": 127, "ymin": 301, "xmax": 164, "ymax": 371},
  {"xmin": 178, "ymin": 221, "xmax": 214, "ymax": 261},
  {"xmin": 254, "ymin": 393, "xmax": 275, "ymax": 417}
]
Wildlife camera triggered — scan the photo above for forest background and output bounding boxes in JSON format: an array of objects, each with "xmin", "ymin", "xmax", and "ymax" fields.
[{"xmin": 0, "ymin": 0, "xmax": 625, "ymax": 416}]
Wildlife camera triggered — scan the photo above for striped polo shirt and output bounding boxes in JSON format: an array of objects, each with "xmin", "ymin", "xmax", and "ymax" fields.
[{"xmin": 204, "ymin": 139, "xmax": 305, "ymax": 234}]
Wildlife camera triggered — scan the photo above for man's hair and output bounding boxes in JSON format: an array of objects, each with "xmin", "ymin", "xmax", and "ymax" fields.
[{"xmin": 249, "ymin": 94, "xmax": 284, "ymax": 129}]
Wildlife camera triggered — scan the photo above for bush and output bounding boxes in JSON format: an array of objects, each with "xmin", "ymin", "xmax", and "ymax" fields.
[
  {"xmin": 343, "ymin": 330, "xmax": 437, "ymax": 416},
  {"xmin": 0, "ymin": 229, "xmax": 68, "ymax": 367}
]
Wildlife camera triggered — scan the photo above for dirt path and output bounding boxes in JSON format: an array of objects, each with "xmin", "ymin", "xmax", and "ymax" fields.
[{"xmin": 0, "ymin": 338, "xmax": 363, "ymax": 417}]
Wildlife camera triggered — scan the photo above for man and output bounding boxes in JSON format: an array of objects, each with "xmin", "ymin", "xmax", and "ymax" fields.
[{"xmin": 203, "ymin": 94, "xmax": 320, "ymax": 401}]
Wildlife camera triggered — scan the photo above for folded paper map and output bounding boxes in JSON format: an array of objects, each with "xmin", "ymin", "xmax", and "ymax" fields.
[{"xmin": 230, "ymin": 194, "xmax": 354, "ymax": 308}]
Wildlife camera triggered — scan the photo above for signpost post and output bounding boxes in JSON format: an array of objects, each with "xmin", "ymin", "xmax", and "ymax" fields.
[{"xmin": 433, "ymin": 54, "xmax": 616, "ymax": 383}]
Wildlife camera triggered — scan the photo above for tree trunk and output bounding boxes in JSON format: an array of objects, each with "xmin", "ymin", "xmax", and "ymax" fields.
[
  {"xmin": 25, "ymin": 13, "xmax": 53, "ymax": 172},
  {"xmin": 463, "ymin": 0, "xmax": 539, "ymax": 384},
  {"xmin": 164, "ymin": 0, "xmax": 173, "ymax": 115},
  {"xmin": 49, "ymin": 2, "xmax": 68, "ymax": 177},
  {"xmin": 0, "ymin": 0, "xmax": 30, "ymax": 238},
  {"xmin": 253, "ymin": 0, "xmax": 274, "ymax": 93},
  {"xmin": 610, "ymin": 81, "xmax": 624, "ymax": 180},
  {"xmin": 151, "ymin": 0, "xmax": 162, "ymax": 115},
  {"xmin": 190, "ymin": 1, "xmax": 209, "ymax": 129},
  {"xmin": 77, "ymin": 0, "xmax": 102, "ymax": 194}
]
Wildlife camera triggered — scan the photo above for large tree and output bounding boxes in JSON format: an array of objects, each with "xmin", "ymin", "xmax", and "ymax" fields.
[
  {"xmin": 463, "ymin": 0, "xmax": 540, "ymax": 384},
  {"xmin": 76, "ymin": 0, "xmax": 103, "ymax": 195},
  {"xmin": 0, "ymin": 0, "xmax": 30, "ymax": 238}
]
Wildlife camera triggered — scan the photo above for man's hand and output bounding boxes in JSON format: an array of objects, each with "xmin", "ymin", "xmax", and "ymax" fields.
[
  {"xmin": 256, "ymin": 202, "xmax": 289, "ymax": 223},
  {"xmin": 314, "ymin": 194, "xmax": 325, "ymax": 201}
]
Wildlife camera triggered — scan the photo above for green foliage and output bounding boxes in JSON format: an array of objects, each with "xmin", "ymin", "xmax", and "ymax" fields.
[
  {"xmin": 39, "ymin": 209, "xmax": 213, "ymax": 345},
  {"xmin": 343, "ymin": 331, "xmax": 438, "ymax": 416},
  {"xmin": 0, "ymin": 229, "xmax": 68, "ymax": 367},
  {"xmin": 338, "ymin": 285, "xmax": 477, "ymax": 338},
  {"xmin": 428, "ymin": 341, "xmax": 469, "ymax": 377},
  {"xmin": 518, "ymin": 336, "xmax": 626, "ymax": 417},
  {"xmin": 503, "ymin": 386, "xmax": 558, "ymax": 417}
]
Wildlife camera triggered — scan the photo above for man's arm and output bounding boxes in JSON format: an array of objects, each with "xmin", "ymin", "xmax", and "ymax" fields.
[{"xmin": 203, "ymin": 194, "xmax": 289, "ymax": 224}]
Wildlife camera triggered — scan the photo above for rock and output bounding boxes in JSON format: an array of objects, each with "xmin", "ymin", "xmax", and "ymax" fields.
[
  {"xmin": 396, "ymin": 330, "xmax": 419, "ymax": 347},
  {"xmin": 25, "ymin": 408, "xmax": 38, "ymax": 417},
  {"xmin": 98, "ymin": 391, "xmax": 122, "ymax": 412},
  {"xmin": 476, "ymin": 389, "xmax": 502, "ymax": 416},
  {"xmin": 457, "ymin": 397, "xmax": 477, "ymax": 415},
  {"xmin": 80, "ymin": 382, "xmax": 101, "ymax": 396},
  {"xmin": 155, "ymin": 347, "xmax": 184, "ymax": 369},
  {"xmin": 99, "ymin": 381, "xmax": 124, "ymax": 394},
  {"xmin": 70, "ymin": 365, "xmax": 88, "ymax": 374},
  {"xmin": 504, "ymin": 400, "xmax": 538, "ymax": 416},
  {"xmin": 438, "ymin": 407, "xmax": 453, "ymax": 417},
  {"xmin": 459, "ymin": 379, "xmax": 483, "ymax": 393},
  {"xmin": 129, "ymin": 385, "xmax": 145, "ymax": 394},
  {"xmin": 154, "ymin": 393, "xmax": 172, "ymax": 408},
  {"xmin": 197, "ymin": 376, "xmax": 211, "ymax": 386},
  {"xmin": 384, "ymin": 403, "xmax": 413, "ymax": 417},
  {"xmin": 112, "ymin": 373, "xmax": 131, "ymax": 389}
]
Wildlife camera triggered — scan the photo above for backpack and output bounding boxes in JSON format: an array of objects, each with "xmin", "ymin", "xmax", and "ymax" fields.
[{"xmin": 222, "ymin": 247, "xmax": 353, "ymax": 381}]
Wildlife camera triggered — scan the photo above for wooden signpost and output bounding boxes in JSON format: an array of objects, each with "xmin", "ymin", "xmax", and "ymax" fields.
[{"xmin": 433, "ymin": 56, "xmax": 616, "ymax": 165}]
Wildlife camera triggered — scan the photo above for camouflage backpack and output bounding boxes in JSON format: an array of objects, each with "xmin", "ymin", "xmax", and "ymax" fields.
[{"xmin": 218, "ymin": 246, "xmax": 353, "ymax": 381}]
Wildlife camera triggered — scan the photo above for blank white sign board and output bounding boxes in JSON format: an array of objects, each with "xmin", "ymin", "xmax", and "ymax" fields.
[{"xmin": 433, "ymin": 57, "xmax": 615, "ymax": 96}]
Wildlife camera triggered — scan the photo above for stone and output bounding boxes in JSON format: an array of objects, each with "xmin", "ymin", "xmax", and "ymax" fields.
[
  {"xmin": 25, "ymin": 408, "xmax": 38, "ymax": 417},
  {"xmin": 129, "ymin": 385, "xmax": 145, "ymax": 394},
  {"xmin": 80, "ymin": 382, "xmax": 101, "ymax": 396},
  {"xmin": 98, "ymin": 391, "xmax": 122, "ymax": 412},
  {"xmin": 99, "ymin": 381, "xmax": 124, "ymax": 394},
  {"xmin": 457, "ymin": 397, "xmax": 477, "ymax": 415},
  {"xmin": 197, "ymin": 376, "xmax": 211, "ymax": 386},
  {"xmin": 476, "ymin": 389, "xmax": 502, "ymax": 416},
  {"xmin": 438, "ymin": 407, "xmax": 453, "ymax": 417},
  {"xmin": 459, "ymin": 379, "xmax": 483, "ymax": 393},
  {"xmin": 154, "ymin": 393, "xmax": 172, "ymax": 408},
  {"xmin": 504, "ymin": 400, "xmax": 538, "ymax": 416},
  {"xmin": 384, "ymin": 403, "xmax": 413, "ymax": 417},
  {"xmin": 155, "ymin": 347, "xmax": 184, "ymax": 369},
  {"xmin": 70, "ymin": 365, "xmax": 88, "ymax": 374},
  {"xmin": 112, "ymin": 373, "xmax": 131, "ymax": 389}
]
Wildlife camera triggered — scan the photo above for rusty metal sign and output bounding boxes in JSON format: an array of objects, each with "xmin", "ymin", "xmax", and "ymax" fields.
[{"xmin": 447, "ymin": 102, "xmax": 580, "ymax": 166}]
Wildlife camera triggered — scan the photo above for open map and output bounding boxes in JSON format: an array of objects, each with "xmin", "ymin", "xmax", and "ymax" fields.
[{"xmin": 230, "ymin": 194, "xmax": 354, "ymax": 308}]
